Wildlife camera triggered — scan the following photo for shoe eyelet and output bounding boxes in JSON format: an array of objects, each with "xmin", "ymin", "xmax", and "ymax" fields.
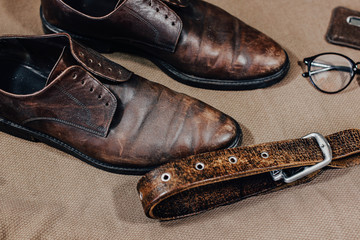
[
  {"xmin": 72, "ymin": 73, "xmax": 77, "ymax": 79},
  {"xmin": 165, "ymin": 15, "xmax": 168, "ymax": 19},
  {"xmin": 98, "ymin": 95, "xmax": 102, "ymax": 99},
  {"xmin": 261, "ymin": 152, "xmax": 270, "ymax": 159},
  {"xmin": 195, "ymin": 162, "xmax": 205, "ymax": 171},
  {"xmin": 228, "ymin": 156, "xmax": 238, "ymax": 164},
  {"xmin": 105, "ymin": 102, "xmax": 109, "ymax": 106},
  {"xmin": 89, "ymin": 59, "xmax": 94, "ymax": 63},
  {"xmin": 108, "ymin": 67, "xmax": 112, "ymax": 72},
  {"xmin": 81, "ymin": 80, "xmax": 85, "ymax": 85},
  {"xmin": 156, "ymin": 8, "xmax": 159, "ymax": 12},
  {"xmin": 97, "ymin": 62, "xmax": 102, "ymax": 67},
  {"xmin": 90, "ymin": 87, "xmax": 94, "ymax": 92},
  {"xmin": 79, "ymin": 52, "xmax": 84, "ymax": 57},
  {"xmin": 172, "ymin": 22, "xmax": 175, "ymax": 26},
  {"xmin": 161, "ymin": 173, "xmax": 171, "ymax": 182},
  {"xmin": 148, "ymin": 1, "xmax": 151, "ymax": 6}
]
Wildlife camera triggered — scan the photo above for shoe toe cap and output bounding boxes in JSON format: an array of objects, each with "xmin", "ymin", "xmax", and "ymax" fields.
[
  {"xmin": 174, "ymin": 98, "xmax": 242, "ymax": 156},
  {"xmin": 231, "ymin": 23, "xmax": 288, "ymax": 80}
]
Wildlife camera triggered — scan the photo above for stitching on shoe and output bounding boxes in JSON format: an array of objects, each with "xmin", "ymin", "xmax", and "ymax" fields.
[
  {"xmin": 123, "ymin": 5, "xmax": 160, "ymax": 44},
  {"xmin": 55, "ymin": 85, "xmax": 98, "ymax": 129},
  {"xmin": 21, "ymin": 83, "xmax": 106, "ymax": 137},
  {"xmin": 22, "ymin": 117, "xmax": 105, "ymax": 137}
]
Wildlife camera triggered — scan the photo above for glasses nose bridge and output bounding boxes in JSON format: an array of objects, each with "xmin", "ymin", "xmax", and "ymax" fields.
[{"xmin": 355, "ymin": 62, "xmax": 360, "ymax": 73}]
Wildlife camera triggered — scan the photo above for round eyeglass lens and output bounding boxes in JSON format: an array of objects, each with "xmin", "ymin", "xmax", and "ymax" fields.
[{"xmin": 309, "ymin": 54, "xmax": 354, "ymax": 93}]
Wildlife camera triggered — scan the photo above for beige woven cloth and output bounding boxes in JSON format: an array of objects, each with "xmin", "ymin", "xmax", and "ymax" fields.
[{"xmin": 1, "ymin": 0, "xmax": 360, "ymax": 239}]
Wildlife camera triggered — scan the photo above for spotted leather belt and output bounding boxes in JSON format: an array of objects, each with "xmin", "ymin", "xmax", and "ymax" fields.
[{"xmin": 137, "ymin": 129, "xmax": 360, "ymax": 220}]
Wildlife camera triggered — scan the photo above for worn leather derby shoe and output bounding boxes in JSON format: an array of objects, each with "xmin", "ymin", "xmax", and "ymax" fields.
[
  {"xmin": 0, "ymin": 34, "xmax": 241, "ymax": 174},
  {"xmin": 40, "ymin": 0, "xmax": 289, "ymax": 90}
]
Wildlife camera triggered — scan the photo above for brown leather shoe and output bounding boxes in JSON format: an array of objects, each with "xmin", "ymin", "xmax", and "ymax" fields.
[
  {"xmin": 0, "ymin": 34, "xmax": 241, "ymax": 174},
  {"xmin": 40, "ymin": 0, "xmax": 289, "ymax": 90}
]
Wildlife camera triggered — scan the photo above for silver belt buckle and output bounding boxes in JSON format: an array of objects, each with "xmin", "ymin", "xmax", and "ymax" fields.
[{"xmin": 270, "ymin": 133, "xmax": 333, "ymax": 184}]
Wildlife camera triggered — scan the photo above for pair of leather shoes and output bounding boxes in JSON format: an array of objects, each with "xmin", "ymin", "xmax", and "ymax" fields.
[{"xmin": 0, "ymin": 0, "xmax": 288, "ymax": 174}]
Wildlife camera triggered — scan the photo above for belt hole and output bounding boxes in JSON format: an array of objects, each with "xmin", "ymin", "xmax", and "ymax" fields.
[
  {"xmin": 161, "ymin": 173, "xmax": 171, "ymax": 182},
  {"xmin": 195, "ymin": 162, "xmax": 205, "ymax": 171},
  {"xmin": 261, "ymin": 152, "xmax": 269, "ymax": 159},
  {"xmin": 228, "ymin": 156, "xmax": 238, "ymax": 164}
]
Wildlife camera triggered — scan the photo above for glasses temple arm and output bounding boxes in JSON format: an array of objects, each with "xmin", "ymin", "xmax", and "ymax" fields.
[{"xmin": 302, "ymin": 62, "xmax": 353, "ymax": 78}]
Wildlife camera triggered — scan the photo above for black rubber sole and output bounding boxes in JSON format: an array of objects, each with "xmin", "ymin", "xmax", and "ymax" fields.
[
  {"xmin": 40, "ymin": 7, "xmax": 290, "ymax": 91},
  {"xmin": 0, "ymin": 116, "xmax": 242, "ymax": 175}
]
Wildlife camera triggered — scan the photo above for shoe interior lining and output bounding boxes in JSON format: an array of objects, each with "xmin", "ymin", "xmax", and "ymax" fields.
[
  {"xmin": 0, "ymin": 38, "xmax": 65, "ymax": 95},
  {"xmin": 62, "ymin": 0, "xmax": 121, "ymax": 17}
]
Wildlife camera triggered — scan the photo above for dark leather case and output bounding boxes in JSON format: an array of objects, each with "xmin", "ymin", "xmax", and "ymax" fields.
[{"xmin": 326, "ymin": 6, "xmax": 360, "ymax": 50}]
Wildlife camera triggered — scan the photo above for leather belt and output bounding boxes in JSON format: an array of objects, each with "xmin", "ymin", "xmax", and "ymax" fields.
[{"xmin": 137, "ymin": 129, "xmax": 360, "ymax": 220}]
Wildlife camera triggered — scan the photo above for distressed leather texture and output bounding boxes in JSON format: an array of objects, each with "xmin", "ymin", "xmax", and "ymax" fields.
[
  {"xmin": 0, "ymin": 34, "xmax": 240, "ymax": 169},
  {"xmin": 138, "ymin": 129, "xmax": 360, "ymax": 220},
  {"xmin": 41, "ymin": 0, "xmax": 287, "ymax": 81},
  {"xmin": 41, "ymin": 0, "xmax": 182, "ymax": 52},
  {"xmin": 326, "ymin": 6, "xmax": 360, "ymax": 50},
  {"xmin": 155, "ymin": 0, "xmax": 287, "ymax": 80},
  {"xmin": 0, "ymin": 65, "xmax": 117, "ymax": 138}
]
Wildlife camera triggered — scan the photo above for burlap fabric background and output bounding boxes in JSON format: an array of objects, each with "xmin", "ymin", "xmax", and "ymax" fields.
[{"xmin": 1, "ymin": 0, "xmax": 360, "ymax": 239}]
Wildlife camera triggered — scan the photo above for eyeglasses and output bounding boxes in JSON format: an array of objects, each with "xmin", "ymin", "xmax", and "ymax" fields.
[{"xmin": 302, "ymin": 52, "xmax": 360, "ymax": 94}]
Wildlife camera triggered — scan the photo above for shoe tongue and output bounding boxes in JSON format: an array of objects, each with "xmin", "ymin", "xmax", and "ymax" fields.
[{"xmin": 46, "ymin": 46, "xmax": 78, "ymax": 85}]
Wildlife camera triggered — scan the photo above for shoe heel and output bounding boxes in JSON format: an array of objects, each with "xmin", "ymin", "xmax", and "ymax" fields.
[{"xmin": 0, "ymin": 118, "xmax": 38, "ymax": 142}]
